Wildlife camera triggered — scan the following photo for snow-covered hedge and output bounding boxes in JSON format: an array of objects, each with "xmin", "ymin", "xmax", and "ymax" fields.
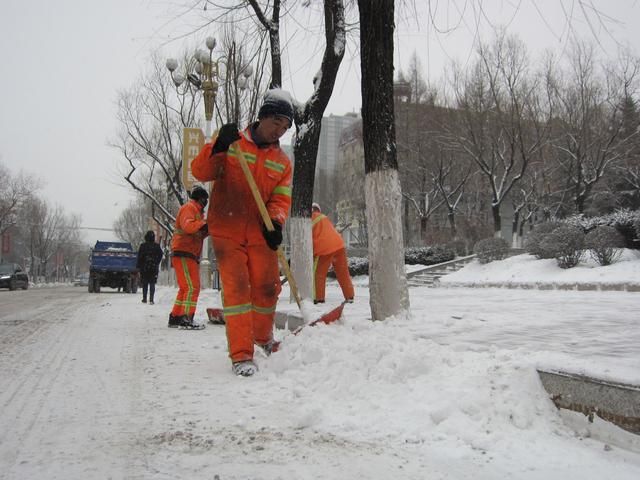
[
  {"xmin": 473, "ymin": 237, "xmax": 510, "ymax": 264},
  {"xmin": 585, "ymin": 225, "xmax": 624, "ymax": 266},
  {"xmin": 524, "ymin": 221, "xmax": 564, "ymax": 259},
  {"xmin": 329, "ymin": 246, "xmax": 456, "ymax": 277},
  {"xmin": 404, "ymin": 246, "xmax": 455, "ymax": 265},
  {"xmin": 540, "ymin": 225, "xmax": 585, "ymax": 269},
  {"xmin": 563, "ymin": 209, "xmax": 640, "ymax": 248}
]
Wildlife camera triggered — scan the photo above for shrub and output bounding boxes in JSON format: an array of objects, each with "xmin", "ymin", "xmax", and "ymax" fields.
[
  {"xmin": 539, "ymin": 225, "xmax": 585, "ymax": 269},
  {"xmin": 524, "ymin": 222, "xmax": 563, "ymax": 259},
  {"xmin": 564, "ymin": 209, "xmax": 640, "ymax": 249},
  {"xmin": 347, "ymin": 257, "xmax": 369, "ymax": 276},
  {"xmin": 404, "ymin": 246, "xmax": 455, "ymax": 265},
  {"xmin": 330, "ymin": 246, "xmax": 456, "ymax": 278},
  {"xmin": 445, "ymin": 238, "xmax": 472, "ymax": 256},
  {"xmin": 473, "ymin": 237, "xmax": 510, "ymax": 264},
  {"xmin": 585, "ymin": 225, "xmax": 624, "ymax": 266}
]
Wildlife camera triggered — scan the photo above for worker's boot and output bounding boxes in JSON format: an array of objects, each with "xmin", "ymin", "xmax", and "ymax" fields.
[
  {"xmin": 256, "ymin": 339, "xmax": 280, "ymax": 357},
  {"xmin": 168, "ymin": 314, "xmax": 184, "ymax": 328},
  {"xmin": 232, "ymin": 360, "xmax": 258, "ymax": 377},
  {"xmin": 180, "ymin": 314, "xmax": 205, "ymax": 330}
]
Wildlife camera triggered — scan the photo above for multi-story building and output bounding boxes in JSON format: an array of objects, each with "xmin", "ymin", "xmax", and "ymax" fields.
[{"xmin": 313, "ymin": 113, "xmax": 359, "ymax": 218}]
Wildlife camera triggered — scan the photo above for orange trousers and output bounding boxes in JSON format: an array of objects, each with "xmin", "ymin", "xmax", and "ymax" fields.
[
  {"xmin": 212, "ymin": 236, "xmax": 280, "ymax": 363},
  {"xmin": 171, "ymin": 256, "xmax": 201, "ymax": 317},
  {"xmin": 313, "ymin": 248, "xmax": 354, "ymax": 302}
]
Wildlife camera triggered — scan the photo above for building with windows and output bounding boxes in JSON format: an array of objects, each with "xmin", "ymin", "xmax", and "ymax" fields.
[{"xmin": 313, "ymin": 113, "xmax": 359, "ymax": 219}]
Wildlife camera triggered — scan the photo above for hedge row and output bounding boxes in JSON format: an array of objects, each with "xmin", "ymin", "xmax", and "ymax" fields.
[{"xmin": 328, "ymin": 246, "xmax": 456, "ymax": 277}]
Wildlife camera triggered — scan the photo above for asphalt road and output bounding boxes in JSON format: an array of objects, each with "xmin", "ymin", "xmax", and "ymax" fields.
[{"xmin": 0, "ymin": 286, "xmax": 127, "ymax": 349}]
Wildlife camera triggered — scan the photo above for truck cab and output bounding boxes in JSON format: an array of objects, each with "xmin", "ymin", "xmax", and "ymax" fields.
[{"xmin": 88, "ymin": 241, "xmax": 139, "ymax": 293}]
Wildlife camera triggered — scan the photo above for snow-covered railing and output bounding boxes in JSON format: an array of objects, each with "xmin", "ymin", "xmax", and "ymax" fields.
[{"xmin": 406, "ymin": 254, "xmax": 477, "ymax": 279}]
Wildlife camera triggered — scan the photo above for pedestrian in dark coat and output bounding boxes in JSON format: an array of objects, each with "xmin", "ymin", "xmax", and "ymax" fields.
[{"xmin": 137, "ymin": 230, "xmax": 163, "ymax": 304}]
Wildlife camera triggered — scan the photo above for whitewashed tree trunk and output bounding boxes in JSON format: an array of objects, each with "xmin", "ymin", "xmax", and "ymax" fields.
[
  {"xmin": 365, "ymin": 169, "xmax": 410, "ymax": 320},
  {"xmin": 288, "ymin": 216, "xmax": 314, "ymax": 301},
  {"xmin": 359, "ymin": 0, "xmax": 410, "ymax": 321}
]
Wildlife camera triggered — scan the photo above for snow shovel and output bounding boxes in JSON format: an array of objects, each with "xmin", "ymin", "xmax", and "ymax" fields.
[
  {"xmin": 234, "ymin": 146, "xmax": 346, "ymax": 327},
  {"xmin": 209, "ymin": 301, "xmax": 347, "ymax": 330}
]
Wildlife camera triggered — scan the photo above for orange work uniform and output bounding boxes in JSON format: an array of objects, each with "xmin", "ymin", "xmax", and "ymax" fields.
[
  {"xmin": 311, "ymin": 211, "xmax": 354, "ymax": 302},
  {"xmin": 191, "ymin": 126, "xmax": 292, "ymax": 362},
  {"xmin": 170, "ymin": 199, "xmax": 207, "ymax": 318}
]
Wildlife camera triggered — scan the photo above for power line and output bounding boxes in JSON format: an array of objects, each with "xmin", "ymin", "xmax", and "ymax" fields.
[{"xmin": 77, "ymin": 227, "xmax": 115, "ymax": 232}]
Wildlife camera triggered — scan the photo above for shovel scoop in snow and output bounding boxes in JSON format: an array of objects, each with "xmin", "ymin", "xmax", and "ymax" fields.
[{"xmin": 207, "ymin": 301, "xmax": 346, "ymax": 332}]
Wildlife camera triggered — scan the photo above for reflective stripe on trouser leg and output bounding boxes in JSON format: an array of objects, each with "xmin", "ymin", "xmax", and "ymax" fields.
[
  {"xmin": 212, "ymin": 237, "xmax": 254, "ymax": 363},
  {"xmin": 331, "ymin": 248, "xmax": 354, "ymax": 300},
  {"xmin": 248, "ymin": 243, "xmax": 280, "ymax": 345},
  {"xmin": 171, "ymin": 256, "xmax": 201, "ymax": 316},
  {"xmin": 212, "ymin": 237, "xmax": 281, "ymax": 362},
  {"xmin": 314, "ymin": 253, "xmax": 333, "ymax": 302},
  {"xmin": 312, "ymin": 256, "xmax": 320, "ymax": 301}
]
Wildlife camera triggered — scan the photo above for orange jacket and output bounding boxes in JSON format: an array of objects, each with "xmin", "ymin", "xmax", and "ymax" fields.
[
  {"xmin": 312, "ymin": 211, "xmax": 344, "ymax": 256},
  {"xmin": 191, "ymin": 126, "xmax": 292, "ymax": 245},
  {"xmin": 171, "ymin": 199, "xmax": 207, "ymax": 257}
]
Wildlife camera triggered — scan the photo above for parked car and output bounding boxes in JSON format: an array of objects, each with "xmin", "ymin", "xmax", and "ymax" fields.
[
  {"xmin": 0, "ymin": 263, "xmax": 29, "ymax": 290},
  {"xmin": 73, "ymin": 272, "xmax": 90, "ymax": 287}
]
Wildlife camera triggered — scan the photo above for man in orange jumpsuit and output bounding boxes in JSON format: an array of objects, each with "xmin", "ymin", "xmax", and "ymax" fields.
[
  {"xmin": 169, "ymin": 185, "xmax": 209, "ymax": 330},
  {"xmin": 311, "ymin": 202, "xmax": 354, "ymax": 305},
  {"xmin": 191, "ymin": 89, "xmax": 293, "ymax": 377}
]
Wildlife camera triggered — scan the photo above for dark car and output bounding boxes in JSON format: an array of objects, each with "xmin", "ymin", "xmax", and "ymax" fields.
[{"xmin": 0, "ymin": 263, "xmax": 29, "ymax": 290}]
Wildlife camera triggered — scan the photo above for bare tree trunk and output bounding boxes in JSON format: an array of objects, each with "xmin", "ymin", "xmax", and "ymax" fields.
[
  {"xmin": 358, "ymin": 0, "xmax": 409, "ymax": 320},
  {"xmin": 492, "ymin": 204, "xmax": 502, "ymax": 237}
]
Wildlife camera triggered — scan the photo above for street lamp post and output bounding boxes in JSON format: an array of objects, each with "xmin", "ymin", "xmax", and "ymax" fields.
[{"xmin": 166, "ymin": 37, "xmax": 253, "ymax": 289}]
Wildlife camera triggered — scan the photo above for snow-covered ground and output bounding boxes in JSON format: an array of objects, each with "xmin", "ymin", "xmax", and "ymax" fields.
[{"xmin": 1, "ymin": 251, "xmax": 639, "ymax": 479}]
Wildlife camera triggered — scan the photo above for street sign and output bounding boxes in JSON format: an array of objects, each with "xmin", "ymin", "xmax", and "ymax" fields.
[{"xmin": 182, "ymin": 128, "xmax": 205, "ymax": 191}]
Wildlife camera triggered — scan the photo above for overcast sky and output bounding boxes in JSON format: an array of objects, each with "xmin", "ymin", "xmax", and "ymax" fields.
[{"xmin": 1, "ymin": 1, "xmax": 639, "ymax": 246}]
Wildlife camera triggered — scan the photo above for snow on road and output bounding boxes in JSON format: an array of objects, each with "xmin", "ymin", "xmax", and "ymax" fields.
[{"xmin": 1, "ymin": 254, "xmax": 639, "ymax": 479}]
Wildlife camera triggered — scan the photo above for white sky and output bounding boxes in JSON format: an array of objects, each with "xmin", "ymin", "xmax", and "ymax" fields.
[
  {"xmin": 1, "ymin": 1, "xmax": 639, "ymax": 245},
  {"xmin": 1, "ymin": 252, "xmax": 639, "ymax": 477}
]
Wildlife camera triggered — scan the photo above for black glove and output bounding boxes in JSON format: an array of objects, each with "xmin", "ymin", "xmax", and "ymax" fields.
[
  {"xmin": 212, "ymin": 123, "xmax": 241, "ymax": 154},
  {"xmin": 262, "ymin": 220, "xmax": 283, "ymax": 251},
  {"xmin": 199, "ymin": 223, "xmax": 208, "ymax": 235}
]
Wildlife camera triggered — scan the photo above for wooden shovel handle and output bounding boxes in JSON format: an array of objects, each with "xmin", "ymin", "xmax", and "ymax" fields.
[{"xmin": 235, "ymin": 146, "xmax": 302, "ymax": 308}]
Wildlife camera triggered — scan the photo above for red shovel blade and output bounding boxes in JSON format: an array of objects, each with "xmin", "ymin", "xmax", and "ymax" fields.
[
  {"xmin": 293, "ymin": 301, "xmax": 346, "ymax": 335},
  {"xmin": 309, "ymin": 301, "xmax": 346, "ymax": 326}
]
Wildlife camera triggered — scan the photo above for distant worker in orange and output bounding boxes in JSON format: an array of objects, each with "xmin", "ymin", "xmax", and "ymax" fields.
[
  {"xmin": 191, "ymin": 89, "xmax": 294, "ymax": 377},
  {"xmin": 311, "ymin": 202, "xmax": 354, "ymax": 305},
  {"xmin": 168, "ymin": 185, "xmax": 209, "ymax": 330}
]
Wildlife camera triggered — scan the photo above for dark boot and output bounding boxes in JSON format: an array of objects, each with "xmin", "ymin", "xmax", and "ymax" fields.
[
  {"xmin": 180, "ymin": 314, "xmax": 205, "ymax": 330},
  {"xmin": 232, "ymin": 360, "xmax": 258, "ymax": 377},
  {"xmin": 168, "ymin": 314, "xmax": 184, "ymax": 328},
  {"xmin": 256, "ymin": 340, "xmax": 280, "ymax": 356}
]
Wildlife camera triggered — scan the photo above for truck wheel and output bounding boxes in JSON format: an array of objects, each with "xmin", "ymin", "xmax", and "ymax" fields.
[
  {"xmin": 124, "ymin": 278, "xmax": 131, "ymax": 293},
  {"xmin": 88, "ymin": 277, "xmax": 94, "ymax": 293},
  {"xmin": 131, "ymin": 277, "xmax": 138, "ymax": 294},
  {"xmin": 94, "ymin": 279, "xmax": 101, "ymax": 293}
]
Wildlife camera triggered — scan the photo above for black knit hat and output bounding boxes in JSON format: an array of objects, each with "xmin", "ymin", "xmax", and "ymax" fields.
[
  {"xmin": 144, "ymin": 230, "xmax": 155, "ymax": 242},
  {"xmin": 190, "ymin": 185, "xmax": 209, "ymax": 201},
  {"xmin": 258, "ymin": 89, "xmax": 294, "ymax": 126}
]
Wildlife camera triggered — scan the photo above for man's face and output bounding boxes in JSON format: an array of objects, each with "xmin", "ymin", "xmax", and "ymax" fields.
[{"xmin": 256, "ymin": 115, "xmax": 291, "ymax": 143}]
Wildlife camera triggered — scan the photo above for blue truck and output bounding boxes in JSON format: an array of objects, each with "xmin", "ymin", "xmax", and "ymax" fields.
[{"xmin": 88, "ymin": 241, "xmax": 139, "ymax": 293}]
